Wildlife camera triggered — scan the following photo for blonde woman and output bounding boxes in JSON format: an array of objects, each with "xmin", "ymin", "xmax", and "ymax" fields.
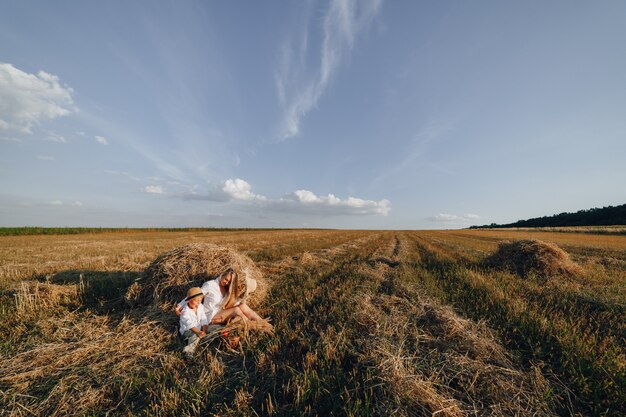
[{"xmin": 176, "ymin": 268, "xmax": 262, "ymax": 324}]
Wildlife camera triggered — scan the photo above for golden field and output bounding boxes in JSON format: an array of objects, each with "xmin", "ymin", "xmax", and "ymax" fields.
[{"xmin": 0, "ymin": 229, "xmax": 624, "ymax": 416}]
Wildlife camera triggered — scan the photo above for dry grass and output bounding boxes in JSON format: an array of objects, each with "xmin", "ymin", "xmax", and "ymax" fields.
[
  {"xmin": 0, "ymin": 229, "xmax": 623, "ymax": 415},
  {"xmin": 0, "ymin": 230, "xmax": 378, "ymax": 416},
  {"xmin": 0, "ymin": 229, "xmax": 370, "ymax": 289},
  {"xmin": 13, "ymin": 281, "xmax": 79, "ymax": 316},
  {"xmin": 357, "ymin": 294, "xmax": 550, "ymax": 416},
  {"xmin": 406, "ymin": 232, "xmax": 625, "ymax": 416},
  {"xmin": 0, "ymin": 310, "xmax": 177, "ymax": 416},
  {"xmin": 352, "ymin": 232, "xmax": 553, "ymax": 416}
]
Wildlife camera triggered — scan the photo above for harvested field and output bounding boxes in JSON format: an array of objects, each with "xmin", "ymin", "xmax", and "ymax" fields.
[{"xmin": 0, "ymin": 229, "xmax": 624, "ymax": 416}]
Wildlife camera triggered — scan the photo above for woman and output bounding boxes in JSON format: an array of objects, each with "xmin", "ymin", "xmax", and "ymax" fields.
[{"xmin": 176, "ymin": 267, "xmax": 262, "ymax": 324}]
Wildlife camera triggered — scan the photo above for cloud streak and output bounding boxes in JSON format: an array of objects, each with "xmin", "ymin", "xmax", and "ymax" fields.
[
  {"xmin": 0, "ymin": 63, "xmax": 77, "ymax": 134},
  {"xmin": 427, "ymin": 213, "xmax": 480, "ymax": 223},
  {"xmin": 1, "ymin": 136, "xmax": 21, "ymax": 143},
  {"xmin": 275, "ymin": 0, "xmax": 383, "ymax": 140},
  {"xmin": 45, "ymin": 132, "xmax": 67, "ymax": 143}
]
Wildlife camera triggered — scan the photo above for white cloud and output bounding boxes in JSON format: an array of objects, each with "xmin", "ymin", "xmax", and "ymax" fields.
[
  {"xmin": 95, "ymin": 135, "xmax": 109, "ymax": 145},
  {"xmin": 428, "ymin": 213, "xmax": 481, "ymax": 223},
  {"xmin": 184, "ymin": 178, "xmax": 390, "ymax": 216},
  {"xmin": 74, "ymin": 201, "xmax": 83, "ymax": 206},
  {"xmin": 0, "ymin": 63, "xmax": 77, "ymax": 133},
  {"xmin": 50, "ymin": 200, "xmax": 62, "ymax": 205},
  {"xmin": 37, "ymin": 155, "xmax": 54, "ymax": 161},
  {"xmin": 282, "ymin": 189, "xmax": 391, "ymax": 215},
  {"xmin": 222, "ymin": 178, "xmax": 267, "ymax": 201},
  {"xmin": 144, "ymin": 185, "xmax": 165, "ymax": 194},
  {"xmin": 293, "ymin": 189, "xmax": 321, "ymax": 203},
  {"xmin": 275, "ymin": 0, "xmax": 383, "ymax": 140},
  {"xmin": 45, "ymin": 132, "xmax": 67, "ymax": 143}
]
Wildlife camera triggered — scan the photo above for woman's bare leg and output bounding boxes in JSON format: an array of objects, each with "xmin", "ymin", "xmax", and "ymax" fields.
[
  {"xmin": 238, "ymin": 303, "xmax": 262, "ymax": 321},
  {"xmin": 210, "ymin": 306, "xmax": 246, "ymax": 324}
]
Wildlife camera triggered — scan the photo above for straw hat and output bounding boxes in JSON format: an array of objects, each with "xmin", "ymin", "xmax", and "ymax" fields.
[{"xmin": 185, "ymin": 287, "xmax": 204, "ymax": 301}]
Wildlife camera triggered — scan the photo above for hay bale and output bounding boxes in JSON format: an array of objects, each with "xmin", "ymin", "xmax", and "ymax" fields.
[
  {"xmin": 125, "ymin": 243, "xmax": 266, "ymax": 307},
  {"xmin": 483, "ymin": 239, "xmax": 581, "ymax": 278}
]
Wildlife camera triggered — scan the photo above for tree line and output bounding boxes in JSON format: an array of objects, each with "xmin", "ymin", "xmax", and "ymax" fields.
[{"xmin": 470, "ymin": 203, "xmax": 626, "ymax": 228}]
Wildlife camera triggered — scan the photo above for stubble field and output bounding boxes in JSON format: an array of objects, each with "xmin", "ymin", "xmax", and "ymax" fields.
[{"xmin": 0, "ymin": 229, "xmax": 624, "ymax": 416}]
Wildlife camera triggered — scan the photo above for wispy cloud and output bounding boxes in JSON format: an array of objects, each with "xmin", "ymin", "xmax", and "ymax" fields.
[
  {"xmin": 81, "ymin": 110, "xmax": 190, "ymax": 183},
  {"xmin": 103, "ymin": 169, "xmax": 162, "ymax": 183},
  {"xmin": 45, "ymin": 132, "xmax": 67, "ymax": 143},
  {"xmin": 0, "ymin": 63, "xmax": 77, "ymax": 134},
  {"xmin": 1, "ymin": 136, "xmax": 21, "ymax": 143},
  {"xmin": 95, "ymin": 135, "xmax": 109, "ymax": 145},
  {"xmin": 372, "ymin": 120, "xmax": 454, "ymax": 188},
  {"xmin": 427, "ymin": 213, "xmax": 480, "ymax": 223},
  {"xmin": 37, "ymin": 155, "xmax": 55, "ymax": 161},
  {"xmin": 275, "ymin": 0, "xmax": 383, "ymax": 140}
]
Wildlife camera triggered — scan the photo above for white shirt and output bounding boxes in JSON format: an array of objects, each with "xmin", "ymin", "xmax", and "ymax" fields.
[
  {"xmin": 178, "ymin": 278, "xmax": 241, "ymax": 323},
  {"xmin": 179, "ymin": 303, "xmax": 208, "ymax": 335}
]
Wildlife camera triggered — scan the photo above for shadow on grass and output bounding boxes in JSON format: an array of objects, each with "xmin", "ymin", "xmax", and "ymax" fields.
[
  {"xmin": 46, "ymin": 269, "xmax": 140, "ymax": 313},
  {"xmin": 32, "ymin": 270, "xmax": 181, "ymax": 341}
]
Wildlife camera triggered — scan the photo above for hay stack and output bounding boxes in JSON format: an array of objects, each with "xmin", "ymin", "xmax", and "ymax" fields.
[
  {"xmin": 125, "ymin": 243, "xmax": 266, "ymax": 306},
  {"xmin": 483, "ymin": 239, "xmax": 581, "ymax": 278}
]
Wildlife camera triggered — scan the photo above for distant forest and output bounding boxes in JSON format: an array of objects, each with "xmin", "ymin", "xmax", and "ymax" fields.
[{"xmin": 470, "ymin": 203, "xmax": 626, "ymax": 228}]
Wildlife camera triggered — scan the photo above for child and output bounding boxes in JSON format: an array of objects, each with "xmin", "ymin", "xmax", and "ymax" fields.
[{"xmin": 179, "ymin": 287, "xmax": 209, "ymax": 356}]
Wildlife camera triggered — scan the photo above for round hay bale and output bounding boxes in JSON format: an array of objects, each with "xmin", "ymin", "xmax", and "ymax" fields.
[
  {"xmin": 482, "ymin": 239, "xmax": 581, "ymax": 278},
  {"xmin": 125, "ymin": 243, "xmax": 266, "ymax": 307}
]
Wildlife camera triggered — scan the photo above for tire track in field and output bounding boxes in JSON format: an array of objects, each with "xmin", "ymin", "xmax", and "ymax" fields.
[{"xmin": 354, "ymin": 232, "xmax": 553, "ymax": 416}]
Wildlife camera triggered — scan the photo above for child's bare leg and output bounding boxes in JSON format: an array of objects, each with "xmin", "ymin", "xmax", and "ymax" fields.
[{"xmin": 239, "ymin": 303, "xmax": 262, "ymax": 321}]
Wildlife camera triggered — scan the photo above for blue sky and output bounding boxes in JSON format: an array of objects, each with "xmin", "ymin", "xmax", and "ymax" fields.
[{"xmin": 1, "ymin": 1, "xmax": 625, "ymax": 229}]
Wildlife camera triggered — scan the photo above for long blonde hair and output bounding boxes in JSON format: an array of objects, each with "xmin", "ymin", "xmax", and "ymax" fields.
[{"xmin": 222, "ymin": 268, "xmax": 247, "ymax": 309}]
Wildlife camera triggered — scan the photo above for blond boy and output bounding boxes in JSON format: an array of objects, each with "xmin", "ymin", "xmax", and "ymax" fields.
[{"xmin": 179, "ymin": 287, "xmax": 208, "ymax": 355}]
